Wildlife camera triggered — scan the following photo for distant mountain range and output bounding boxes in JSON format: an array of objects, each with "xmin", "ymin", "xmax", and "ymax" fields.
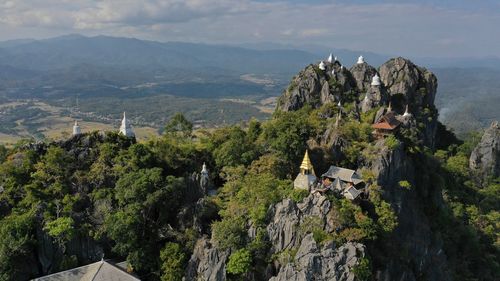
[{"xmin": 0, "ymin": 34, "xmax": 498, "ymax": 135}]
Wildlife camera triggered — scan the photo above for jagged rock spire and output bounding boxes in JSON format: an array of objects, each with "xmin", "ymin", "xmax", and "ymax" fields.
[
  {"xmin": 318, "ymin": 61, "xmax": 326, "ymax": 70},
  {"xmin": 72, "ymin": 120, "xmax": 81, "ymax": 136},
  {"xmin": 371, "ymin": 73, "xmax": 381, "ymax": 86},
  {"xmin": 327, "ymin": 53, "xmax": 333, "ymax": 63},
  {"xmin": 357, "ymin": 55, "xmax": 365, "ymax": 64},
  {"xmin": 119, "ymin": 112, "xmax": 135, "ymax": 138}
]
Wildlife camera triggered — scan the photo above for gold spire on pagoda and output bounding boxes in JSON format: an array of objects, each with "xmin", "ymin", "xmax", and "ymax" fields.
[{"xmin": 300, "ymin": 150, "xmax": 315, "ymax": 176}]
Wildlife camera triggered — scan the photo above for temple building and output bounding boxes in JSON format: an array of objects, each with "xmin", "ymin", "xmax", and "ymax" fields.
[
  {"xmin": 372, "ymin": 111, "xmax": 401, "ymax": 137},
  {"xmin": 318, "ymin": 61, "xmax": 326, "ymax": 70},
  {"xmin": 294, "ymin": 150, "xmax": 317, "ymax": 191},
  {"xmin": 371, "ymin": 74, "xmax": 381, "ymax": 86},
  {"xmin": 357, "ymin": 55, "xmax": 365, "ymax": 64},
  {"xmin": 32, "ymin": 260, "xmax": 139, "ymax": 281},
  {"xmin": 72, "ymin": 120, "xmax": 81, "ymax": 136},
  {"xmin": 321, "ymin": 166, "xmax": 364, "ymax": 200},
  {"xmin": 119, "ymin": 112, "xmax": 135, "ymax": 138}
]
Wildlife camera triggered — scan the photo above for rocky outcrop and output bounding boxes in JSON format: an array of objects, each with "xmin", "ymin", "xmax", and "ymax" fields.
[
  {"xmin": 379, "ymin": 57, "xmax": 437, "ymax": 111},
  {"xmin": 469, "ymin": 121, "xmax": 500, "ymax": 183},
  {"xmin": 350, "ymin": 62, "xmax": 377, "ymax": 93},
  {"xmin": 186, "ymin": 237, "xmax": 230, "ymax": 281},
  {"xmin": 267, "ymin": 194, "xmax": 332, "ymax": 253},
  {"xmin": 277, "ymin": 62, "xmax": 357, "ymax": 111},
  {"xmin": 361, "ymin": 84, "xmax": 388, "ymax": 113},
  {"xmin": 269, "ymin": 234, "xmax": 365, "ymax": 281},
  {"xmin": 365, "ymin": 141, "xmax": 450, "ymax": 281}
]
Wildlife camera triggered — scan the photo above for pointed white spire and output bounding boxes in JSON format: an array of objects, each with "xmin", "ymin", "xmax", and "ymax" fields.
[
  {"xmin": 72, "ymin": 120, "xmax": 81, "ymax": 136},
  {"xmin": 357, "ymin": 55, "xmax": 365, "ymax": 64},
  {"xmin": 334, "ymin": 56, "xmax": 338, "ymax": 62},
  {"xmin": 331, "ymin": 69, "xmax": 335, "ymax": 75},
  {"xmin": 403, "ymin": 104, "xmax": 412, "ymax": 117},
  {"xmin": 337, "ymin": 100, "xmax": 342, "ymax": 107},
  {"xmin": 120, "ymin": 112, "xmax": 135, "ymax": 138},
  {"xmin": 340, "ymin": 65, "xmax": 345, "ymax": 71},
  {"xmin": 318, "ymin": 61, "xmax": 326, "ymax": 70},
  {"xmin": 371, "ymin": 73, "xmax": 381, "ymax": 86},
  {"xmin": 201, "ymin": 162, "xmax": 208, "ymax": 175},
  {"xmin": 327, "ymin": 53, "xmax": 333, "ymax": 63}
]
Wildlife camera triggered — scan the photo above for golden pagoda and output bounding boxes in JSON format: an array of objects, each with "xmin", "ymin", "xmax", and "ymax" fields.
[
  {"xmin": 294, "ymin": 150, "xmax": 317, "ymax": 191},
  {"xmin": 299, "ymin": 150, "xmax": 315, "ymax": 176}
]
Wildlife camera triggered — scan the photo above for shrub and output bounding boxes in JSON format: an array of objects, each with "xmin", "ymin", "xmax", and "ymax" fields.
[
  {"xmin": 227, "ymin": 248, "xmax": 252, "ymax": 275},
  {"xmin": 385, "ymin": 135, "xmax": 400, "ymax": 150},
  {"xmin": 353, "ymin": 257, "xmax": 372, "ymax": 281},
  {"xmin": 211, "ymin": 216, "xmax": 247, "ymax": 250},
  {"xmin": 399, "ymin": 180, "xmax": 412, "ymax": 190},
  {"xmin": 160, "ymin": 242, "xmax": 187, "ymax": 281}
]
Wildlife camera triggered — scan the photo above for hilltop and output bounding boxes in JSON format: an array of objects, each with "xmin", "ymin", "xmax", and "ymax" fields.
[{"xmin": 0, "ymin": 55, "xmax": 498, "ymax": 281}]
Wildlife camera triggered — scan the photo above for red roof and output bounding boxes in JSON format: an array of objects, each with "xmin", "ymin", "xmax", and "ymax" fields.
[{"xmin": 372, "ymin": 112, "xmax": 401, "ymax": 130}]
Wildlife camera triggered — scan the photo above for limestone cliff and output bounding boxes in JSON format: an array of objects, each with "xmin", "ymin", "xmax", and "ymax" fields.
[{"xmin": 469, "ymin": 121, "xmax": 500, "ymax": 183}]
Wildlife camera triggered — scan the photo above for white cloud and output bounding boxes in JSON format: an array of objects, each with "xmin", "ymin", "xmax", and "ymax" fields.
[{"xmin": 0, "ymin": 1, "xmax": 498, "ymax": 57}]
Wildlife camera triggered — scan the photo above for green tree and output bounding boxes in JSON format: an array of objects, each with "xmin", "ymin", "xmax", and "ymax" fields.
[
  {"xmin": 164, "ymin": 113, "xmax": 193, "ymax": 137},
  {"xmin": 227, "ymin": 248, "xmax": 252, "ymax": 275},
  {"xmin": 160, "ymin": 242, "xmax": 187, "ymax": 281}
]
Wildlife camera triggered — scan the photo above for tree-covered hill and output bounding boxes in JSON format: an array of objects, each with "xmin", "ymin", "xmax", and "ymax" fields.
[{"xmin": 0, "ymin": 57, "xmax": 498, "ymax": 281}]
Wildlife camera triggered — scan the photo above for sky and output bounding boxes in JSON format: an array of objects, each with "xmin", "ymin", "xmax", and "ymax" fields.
[{"xmin": 0, "ymin": 0, "xmax": 499, "ymax": 58}]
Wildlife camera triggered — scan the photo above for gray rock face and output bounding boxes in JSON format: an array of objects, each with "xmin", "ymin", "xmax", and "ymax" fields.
[
  {"xmin": 185, "ymin": 237, "xmax": 229, "ymax": 281},
  {"xmin": 366, "ymin": 141, "xmax": 451, "ymax": 281},
  {"xmin": 270, "ymin": 234, "xmax": 364, "ymax": 281},
  {"xmin": 361, "ymin": 85, "xmax": 388, "ymax": 113},
  {"xmin": 277, "ymin": 63, "xmax": 356, "ymax": 111},
  {"xmin": 349, "ymin": 62, "xmax": 377, "ymax": 93},
  {"xmin": 267, "ymin": 194, "xmax": 332, "ymax": 253},
  {"xmin": 470, "ymin": 121, "xmax": 500, "ymax": 182},
  {"xmin": 379, "ymin": 57, "xmax": 438, "ymax": 147},
  {"xmin": 379, "ymin": 57, "xmax": 437, "ymax": 110}
]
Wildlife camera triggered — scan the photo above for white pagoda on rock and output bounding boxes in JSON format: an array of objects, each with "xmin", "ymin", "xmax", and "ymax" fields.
[
  {"xmin": 403, "ymin": 104, "xmax": 412, "ymax": 117},
  {"xmin": 371, "ymin": 73, "xmax": 381, "ymax": 86},
  {"xmin": 294, "ymin": 150, "xmax": 317, "ymax": 191},
  {"xmin": 357, "ymin": 55, "xmax": 365, "ymax": 64},
  {"xmin": 327, "ymin": 53, "xmax": 333, "ymax": 63},
  {"xmin": 318, "ymin": 61, "xmax": 326, "ymax": 70},
  {"xmin": 119, "ymin": 112, "xmax": 135, "ymax": 138},
  {"xmin": 72, "ymin": 120, "xmax": 81, "ymax": 136}
]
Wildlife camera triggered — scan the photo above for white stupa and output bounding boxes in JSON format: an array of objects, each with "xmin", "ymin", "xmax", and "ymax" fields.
[
  {"xmin": 201, "ymin": 162, "xmax": 209, "ymax": 176},
  {"xmin": 403, "ymin": 104, "xmax": 412, "ymax": 117},
  {"xmin": 334, "ymin": 56, "xmax": 338, "ymax": 62},
  {"xmin": 371, "ymin": 73, "xmax": 381, "ymax": 86},
  {"xmin": 337, "ymin": 100, "xmax": 342, "ymax": 107},
  {"xmin": 331, "ymin": 69, "xmax": 335, "ymax": 75},
  {"xmin": 340, "ymin": 65, "xmax": 345, "ymax": 71},
  {"xmin": 119, "ymin": 112, "xmax": 135, "ymax": 138},
  {"xmin": 72, "ymin": 120, "xmax": 81, "ymax": 136},
  {"xmin": 357, "ymin": 55, "xmax": 365, "ymax": 64},
  {"xmin": 318, "ymin": 61, "xmax": 326, "ymax": 70},
  {"xmin": 327, "ymin": 53, "xmax": 333, "ymax": 63}
]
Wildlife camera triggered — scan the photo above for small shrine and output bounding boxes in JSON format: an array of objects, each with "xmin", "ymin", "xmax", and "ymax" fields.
[
  {"xmin": 371, "ymin": 74, "xmax": 381, "ymax": 86},
  {"xmin": 357, "ymin": 55, "xmax": 365, "ymax": 64},
  {"xmin": 327, "ymin": 53, "xmax": 333, "ymax": 63},
  {"xmin": 120, "ymin": 112, "xmax": 135, "ymax": 138},
  {"xmin": 318, "ymin": 61, "xmax": 326, "ymax": 70},
  {"xmin": 72, "ymin": 120, "xmax": 81, "ymax": 136},
  {"xmin": 372, "ymin": 110, "xmax": 401, "ymax": 137},
  {"xmin": 293, "ymin": 150, "xmax": 317, "ymax": 191}
]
